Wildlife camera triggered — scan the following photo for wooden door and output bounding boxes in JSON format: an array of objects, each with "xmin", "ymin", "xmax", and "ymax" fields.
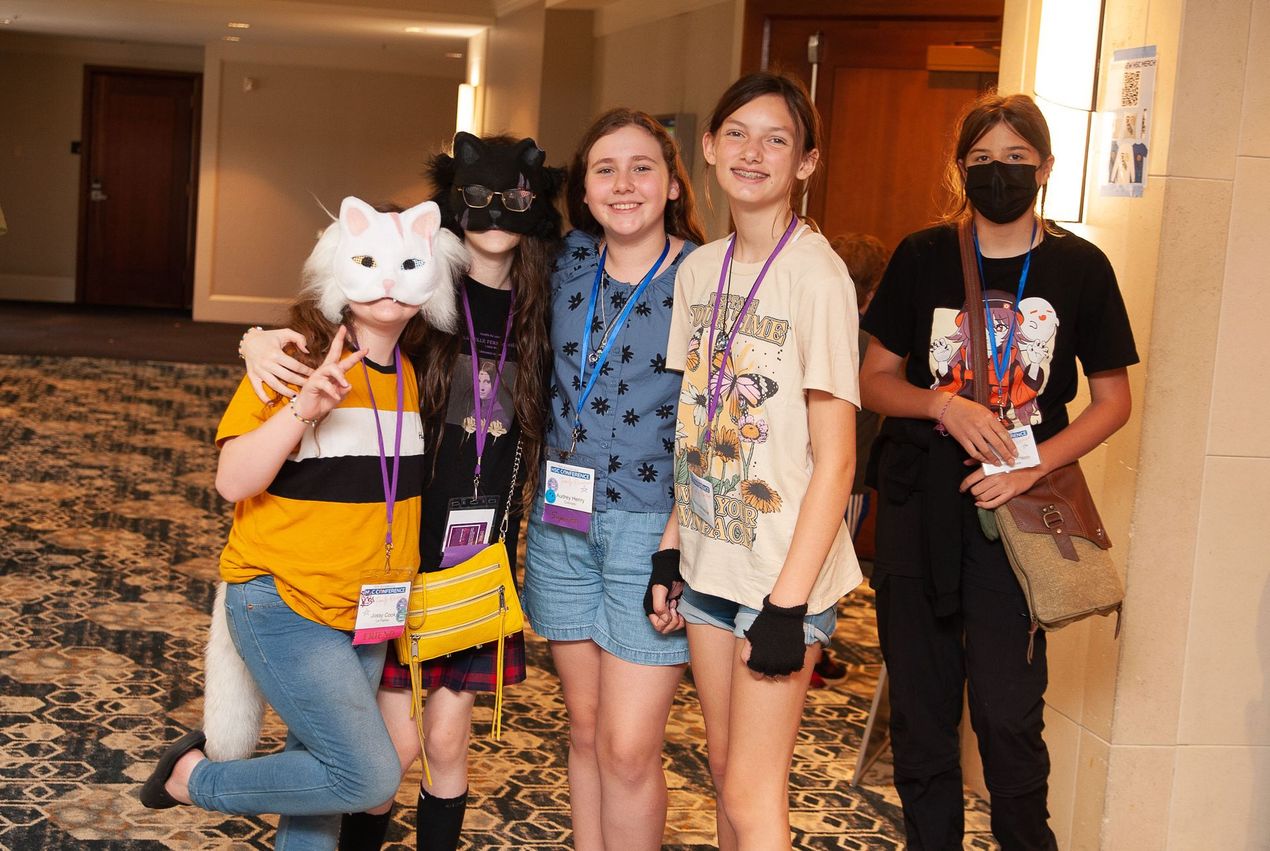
[
  {"xmin": 742, "ymin": 1, "xmax": 1002, "ymax": 252},
  {"xmin": 78, "ymin": 68, "xmax": 201, "ymax": 309}
]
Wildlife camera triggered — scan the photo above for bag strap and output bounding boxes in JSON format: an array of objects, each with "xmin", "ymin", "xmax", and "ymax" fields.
[
  {"xmin": 497, "ymin": 438, "xmax": 523, "ymax": 543},
  {"xmin": 956, "ymin": 219, "xmax": 991, "ymax": 410}
]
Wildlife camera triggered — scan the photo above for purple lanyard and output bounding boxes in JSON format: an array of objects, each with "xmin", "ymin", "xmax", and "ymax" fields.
[
  {"xmin": 703, "ymin": 215, "xmax": 799, "ymax": 444},
  {"xmin": 460, "ymin": 284, "xmax": 514, "ymax": 494},
  {"xmin": 361, "ymin": 346, "xmax": 404, "ymax": 570}
]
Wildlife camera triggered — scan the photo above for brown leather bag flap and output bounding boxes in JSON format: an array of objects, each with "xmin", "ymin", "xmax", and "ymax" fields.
[{"xmin": 1003, "ymin": 463, "xmax": 1112, "ymax": 550}]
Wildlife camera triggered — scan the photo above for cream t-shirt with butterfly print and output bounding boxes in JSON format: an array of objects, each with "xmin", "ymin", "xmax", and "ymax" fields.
[{"xmin": 667, "ymin": 228, "xmax": 864, "ymax": 614}]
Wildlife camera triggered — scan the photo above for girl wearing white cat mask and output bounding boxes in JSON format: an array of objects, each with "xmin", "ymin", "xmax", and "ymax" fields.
[{"xmin": 140, "ymin": 197, "xmax": 466, "ymax": 851}]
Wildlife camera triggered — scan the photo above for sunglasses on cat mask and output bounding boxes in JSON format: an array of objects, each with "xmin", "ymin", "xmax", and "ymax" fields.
[{"xmin": 459, "ymin": 185, "xmax": 536, "ymax": 212}]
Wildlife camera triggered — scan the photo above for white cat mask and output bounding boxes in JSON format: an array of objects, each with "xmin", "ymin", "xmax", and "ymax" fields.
[{"xmin": 301, "ymin": 196, "xmax": 466, "ymax": 331}]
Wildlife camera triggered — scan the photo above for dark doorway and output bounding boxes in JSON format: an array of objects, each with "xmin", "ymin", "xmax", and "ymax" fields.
[
  {"xmin": 742, "ymin": 1, "xmax": 1003, "ymax": 251},
  {"xmin": 77, "ymin": 67, "xmax": 201, "ymax": 309}
]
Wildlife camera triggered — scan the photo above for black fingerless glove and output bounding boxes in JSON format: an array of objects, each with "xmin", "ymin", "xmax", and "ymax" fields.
[
  {"xmin": 744, "ymin": 596, "xmax": 809, "ymax": 676},
  {"xmin": 643, "ymin": 549, "xmax": 683, "ymax": 617}
]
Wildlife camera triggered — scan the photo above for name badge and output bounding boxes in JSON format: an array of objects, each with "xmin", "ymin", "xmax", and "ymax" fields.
[
  {"xmin": 689, "ymin": 471, "xmax": 715, "ymax": 523},
  {"xmin": 981, "ymin": 424, "xmax": 1043, "ymax": 476},
  {"xmin": 352, "ymin": 581, "xmax": 411, "ymax": 645},
  {"xmin": 541, "ymin": 458, "xmax": 595, "ymax": 533},
  {"xmin": 441, "ymin": 495, "xmax": 499, "ymax": 567}
]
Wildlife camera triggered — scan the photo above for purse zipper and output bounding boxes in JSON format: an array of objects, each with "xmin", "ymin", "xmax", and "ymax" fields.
[
  {"xmin": 421, "ymin": 586, "xmax": 502, "ymax": 615},
  {"xmin": 424, "ymin": 563, "xmax": 502, "ymax": 591},
  {"xmin": 411, "ymin": 607, "xmax": 500, "ymax": 655}
]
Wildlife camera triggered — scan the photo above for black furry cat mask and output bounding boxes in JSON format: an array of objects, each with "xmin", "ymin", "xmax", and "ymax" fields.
[{"xmin": 426, "ymin": 132, "xmax": 565, "ymax": 240}]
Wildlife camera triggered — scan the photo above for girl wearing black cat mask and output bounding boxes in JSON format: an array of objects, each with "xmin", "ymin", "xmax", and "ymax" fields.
[{"xmin": 239, "ymin": 133, "xmax": 562, "ymax": 851}]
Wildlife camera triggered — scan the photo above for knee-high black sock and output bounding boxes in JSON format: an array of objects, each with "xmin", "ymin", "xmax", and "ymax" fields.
[
  {"xmin": 416, "ymin": 788, "xmax": 468, "ymax": 851},
  {"xmin": 338, "ymin": 805, "xmax": 394, "ymax": 851}
]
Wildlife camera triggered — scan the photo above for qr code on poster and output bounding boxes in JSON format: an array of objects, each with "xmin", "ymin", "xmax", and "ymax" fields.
[{"xmin": 1121, "ymin": 70, "xmax": 1141, "ymax": 107}]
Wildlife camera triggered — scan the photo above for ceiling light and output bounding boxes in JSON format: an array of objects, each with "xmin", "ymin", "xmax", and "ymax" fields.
[
  {"xmin": 404, "ymin": 24, "xmax": 485, "ymax": 38},
  {"xmin": 227, "ymin": 22, "xmax": 250, "ymax": 29},
  {"xmin": 222, "ymin": 35, "xmax": 241, "ymax": 42},
  {"xmin": 445, "ymin": 52, "xmax": 464, "ymax": 59},
  {"xmin": 0, "ymin": 17, "xmax": 13, "ymax": 25}
]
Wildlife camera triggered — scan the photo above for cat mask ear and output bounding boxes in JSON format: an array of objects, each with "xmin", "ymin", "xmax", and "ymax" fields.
[{"xmin": 454, "ymin": 132, "xmax": 484, "ymax": 166}]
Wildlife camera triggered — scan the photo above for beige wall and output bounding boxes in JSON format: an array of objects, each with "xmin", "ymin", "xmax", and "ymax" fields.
[
  {"xmin": 0, "ymin": 33, "xmax": 202, "ymax": 302},
  {"xmin": 592, "ymin": 0, "xmax": 741, "ymax": 240},
  {"xmin": 1000, "ymin": 0, "xmax": 1270, "ymax": 847},
  {"xmin": 482, "ymin": 3, "xmax": 546, "ymax": 139},
  {"xmin": 536, "ymin": 9, "xmax": 595, "ymax": 169},
  {"xmin": 193, "ymin": 42, "xmax": 461, "ymax": 324}
]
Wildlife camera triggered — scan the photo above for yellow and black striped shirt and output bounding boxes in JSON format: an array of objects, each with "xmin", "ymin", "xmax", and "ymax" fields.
[{"xmin": 215, "ymin": 355, "xmax": 424, "ymax": 629}]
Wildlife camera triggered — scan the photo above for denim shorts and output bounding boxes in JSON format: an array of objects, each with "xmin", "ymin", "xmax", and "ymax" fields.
[
  {"xmin": 676, "ymin": 584, "xmax": 837, "ymax": 647},
  {"xmin": 523, "ymin": 499, "xmax": 689, "ymax": 666}
]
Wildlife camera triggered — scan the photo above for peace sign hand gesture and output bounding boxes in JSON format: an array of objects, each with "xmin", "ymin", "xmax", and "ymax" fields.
[{"xmin": 290, "ymin": 326, "xmax": 367, "ymax": 424}]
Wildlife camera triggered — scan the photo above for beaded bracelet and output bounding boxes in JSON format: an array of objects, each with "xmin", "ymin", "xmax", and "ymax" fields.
[
  {"xmin": 237, "ymin": 326, "xmax": 263, "ymax": 360},
  {"xmin": 289, "ymin": 396, "xmax": 322, "ymax": 427},
  {"xmin": 933, "ymin": 392, "xmax": 956, "ymax": 436}
]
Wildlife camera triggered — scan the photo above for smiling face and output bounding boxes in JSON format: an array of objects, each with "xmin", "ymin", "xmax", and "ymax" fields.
[
  {"xmin": 582, "ymin": 124, "xmax": 680, "ymax": 243},
  {"xmin": 703, "ymin": 93, "xmax": 818, "ymax": 213}
]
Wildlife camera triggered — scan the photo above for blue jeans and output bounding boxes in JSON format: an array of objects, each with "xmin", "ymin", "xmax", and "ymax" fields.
[
  {"xmin": 187, "ymin": 576, "xmax": 401, "ymax": 851},
  {"xmin": 676, "ymin": 585, "xmax": 838, "ymax": 647},
  {"xmin": 523, "ymin": 500, "xmax": 689, "ymax": 666}
]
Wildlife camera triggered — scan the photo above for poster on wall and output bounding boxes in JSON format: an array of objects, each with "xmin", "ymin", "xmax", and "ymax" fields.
[{"xmin": 1099, "ymin": 45, "xmax": 1157, "ymax": 197}]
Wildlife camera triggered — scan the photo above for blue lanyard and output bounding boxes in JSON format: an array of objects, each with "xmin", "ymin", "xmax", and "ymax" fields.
[
  {"xmin": 972, "ymin": 219, "xmax": 1037, "ymax": 412},
  {"xmin": 572, "ymin": 238, "xmax": 671, "ymax": 440}
]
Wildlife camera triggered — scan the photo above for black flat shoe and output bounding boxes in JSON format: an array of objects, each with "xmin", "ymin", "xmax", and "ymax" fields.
[{"xmin": 139, "ymin": 728, "xmax": 206, "ymax": 809}]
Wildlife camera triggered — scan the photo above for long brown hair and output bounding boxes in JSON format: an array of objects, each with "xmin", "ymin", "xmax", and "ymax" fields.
[
  {"xmin": 413, "ymin": 233, "xmax": 555, "ymax": 508},
  {"xmin": 566, "ymin": 108, "xmax": 707, "ymax": 245},
  {"xmin": 705, "ymin": 71, "xmax": 823, "ymax": 213},
  {"xmin": 941, "ymin": 92, "xmax": 1056, "ymax": 227}
]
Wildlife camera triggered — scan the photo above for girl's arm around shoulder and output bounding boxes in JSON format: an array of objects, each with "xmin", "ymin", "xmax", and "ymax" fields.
[
  {"xmin": 239, "ymin": 326, "xmax": 315, "ymax": 404},
  {"xmin": 216, "ymin": 327, "xmax": 367, "ymax": 502},
  {"xmin": 768, "ymin": 389, "xmax": 855, "ymax": 607}
]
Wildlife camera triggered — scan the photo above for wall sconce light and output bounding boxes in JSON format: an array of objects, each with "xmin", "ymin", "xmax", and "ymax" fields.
[
  {"xmin": 456, "ymin": 83, "xmax": 477, "ymax": 135},
  {"xmin": 1033, "ymin": 0, "xmax": 1105, "ymax": 222}
]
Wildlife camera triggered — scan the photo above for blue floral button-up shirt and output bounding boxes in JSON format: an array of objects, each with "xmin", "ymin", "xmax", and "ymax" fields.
[{"xmin": 544, "ymin": 229, "xmax": 697, "ymax": 513}]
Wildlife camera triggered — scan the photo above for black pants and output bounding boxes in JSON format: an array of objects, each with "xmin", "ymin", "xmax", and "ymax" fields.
[{"xmin": 874, "ymin": 517, "xmax": 1058, "ymax": 851}]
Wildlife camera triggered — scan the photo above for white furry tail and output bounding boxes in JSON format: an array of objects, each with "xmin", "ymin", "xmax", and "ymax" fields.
[{"xmin": 202, "ymin": 581, "xmax": 266, "ymax": 761}]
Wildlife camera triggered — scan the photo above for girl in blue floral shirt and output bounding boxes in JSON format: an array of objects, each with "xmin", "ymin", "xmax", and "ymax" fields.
[{"xmin": 521, "ymin": 108, "xmax": 706, "ymax": 851}]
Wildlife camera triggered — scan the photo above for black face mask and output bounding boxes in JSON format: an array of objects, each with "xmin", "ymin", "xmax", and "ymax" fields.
[{"xmin": 964, "ymin": 161, "xmax": 1040, "ymax": 224}]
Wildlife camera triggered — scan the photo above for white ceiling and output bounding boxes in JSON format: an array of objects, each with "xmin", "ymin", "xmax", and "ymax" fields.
[{"xmin": 0, "ymin": 0, "xmax": 495, "ymax": 53}]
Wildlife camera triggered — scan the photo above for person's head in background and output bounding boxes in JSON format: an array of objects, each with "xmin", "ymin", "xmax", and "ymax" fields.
[{"xmin": 828, "ymin": 232, "xmax": 888, "ymax": 314}]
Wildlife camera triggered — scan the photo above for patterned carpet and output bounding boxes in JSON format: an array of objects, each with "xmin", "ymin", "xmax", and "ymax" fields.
[{"xmin": 0, "ymin": 353, "xmax": 996, "ymax": 850}]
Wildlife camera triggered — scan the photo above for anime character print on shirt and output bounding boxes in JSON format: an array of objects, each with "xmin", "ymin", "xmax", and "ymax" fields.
[
  {"xmin": 929, "ymin": 290, "xmax": 1059, "ymax": 426},
  {"xmin": 675, "ymin": 292, "xmax": 789, "ymax": 550}
]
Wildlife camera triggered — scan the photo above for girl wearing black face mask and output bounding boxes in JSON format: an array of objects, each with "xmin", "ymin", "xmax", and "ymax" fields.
[{"xmin": 857, "ymin": 94, "xmax": 1139, "ymax": 850}]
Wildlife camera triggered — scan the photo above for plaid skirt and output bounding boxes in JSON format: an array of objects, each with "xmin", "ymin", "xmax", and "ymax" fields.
[{"xmin": 383, "ymin": 630, "xmax": 527, "ymax": 693}]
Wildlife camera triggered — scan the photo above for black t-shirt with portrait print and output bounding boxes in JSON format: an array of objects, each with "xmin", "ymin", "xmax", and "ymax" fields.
[
  {"xmin": 419, "ymin": 274, "xmax": 523, "ymax": 573},
  {"xmin": 862, "ymin": 222, "xmax": 1139, "ymax": 444}
]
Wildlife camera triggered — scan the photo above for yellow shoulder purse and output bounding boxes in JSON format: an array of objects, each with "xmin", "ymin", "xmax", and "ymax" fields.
[{"xmin": 394, "ymin": 441, "xmax": 525, "ymax": 783}]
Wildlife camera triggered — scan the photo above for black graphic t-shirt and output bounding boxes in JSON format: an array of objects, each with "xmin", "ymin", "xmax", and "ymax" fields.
[
  {"xmin": 863, "ymin": 223, "xmax": 1139, "ymax": 443},
  {"xmin": 420, "ymin": 275, "xmax": 522, "ymax": 572}
]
